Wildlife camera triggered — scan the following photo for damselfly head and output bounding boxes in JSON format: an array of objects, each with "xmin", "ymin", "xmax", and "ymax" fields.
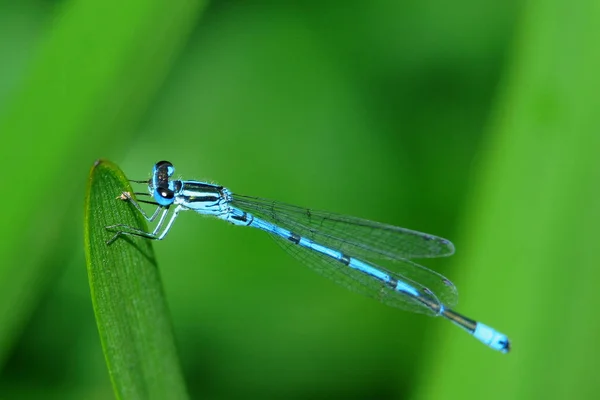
[
  {"xmin": 149, "ymin": 161, "xmax": 177, "ymax": 206},
  {"xmin": 152, "ymin": 161, "xmax": 175, "ymax": 191},
  {"xmin": 154, "ymin": 160, "xmax": 175, "ymax": 179}
]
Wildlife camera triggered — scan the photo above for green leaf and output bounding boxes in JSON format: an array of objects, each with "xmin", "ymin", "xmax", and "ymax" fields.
[
  {"xmin": 84, "ymin": 159, "xmax": 188, "ymax": 400},
  {"xmin": 0, "ymin": 0, "xmax": 206, "ymax": 367}
]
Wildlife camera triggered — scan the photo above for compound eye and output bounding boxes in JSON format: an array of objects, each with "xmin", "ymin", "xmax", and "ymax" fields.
[
  {"xmin": 154, "ymin": 187, "xmax": 175, "ymax": 206},
  {"xmin": 155, "ymin": 160, "xmax": 175, "ymax": 177}
]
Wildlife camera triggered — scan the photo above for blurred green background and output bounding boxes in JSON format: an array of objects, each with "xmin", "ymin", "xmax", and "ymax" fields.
[{"xmin": 1, "ymin": 0, "xmax": 599, "ymax": 398}]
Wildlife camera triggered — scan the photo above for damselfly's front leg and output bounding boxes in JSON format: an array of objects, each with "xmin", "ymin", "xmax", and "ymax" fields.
[{"xmin": 118, "ymin": 191, "xmax": 162, "ymax": 222}]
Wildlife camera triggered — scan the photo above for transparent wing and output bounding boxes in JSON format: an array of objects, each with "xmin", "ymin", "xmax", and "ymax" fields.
[
  {"xmin": 232, "ymin": 194, "xmax": 458, "ymax": 309},
  {"xmin": 272, "ymin": 235, "xmax": 449, "ymax": 315},
  {"xmin": 233, "ymin": 195, "xmax": 455, "ymax": 259}
]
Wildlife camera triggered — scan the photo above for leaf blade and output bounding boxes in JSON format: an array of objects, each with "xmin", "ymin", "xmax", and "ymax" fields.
[{"xmin": 84, "ymin": 159, "xmax": 187, "ymax": 400}]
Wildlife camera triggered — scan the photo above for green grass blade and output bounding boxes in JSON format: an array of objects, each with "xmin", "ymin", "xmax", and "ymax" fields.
[
  {"xmin": 0, "ymin": 0, "xmax": 206, "ymax": 367},
  {"xmin": 414, "ymin": 0, "xmax": 600, "ymax": 399},
  {"xmin": 84, "ymin": 159, "xmax": 188, "ymax": 400}
]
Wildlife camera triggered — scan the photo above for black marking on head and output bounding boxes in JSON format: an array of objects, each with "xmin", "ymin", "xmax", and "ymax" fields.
[
  {"xmin": 155, "ymin": 161, "xmax": 174, "ymax": 186},
  {"xmin": 156, "ymin": 160, "xmax": 173, "ymax": 171}
]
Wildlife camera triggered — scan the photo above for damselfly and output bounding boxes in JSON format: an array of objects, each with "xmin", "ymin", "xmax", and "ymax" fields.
[{"xmin": 107, "ymin": 161, "xmax": 510, "ymax": 353}]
